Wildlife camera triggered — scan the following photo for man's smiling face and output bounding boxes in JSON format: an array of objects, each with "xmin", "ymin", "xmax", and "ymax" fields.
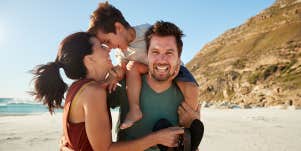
[{"xmin": 147, "ymin": 35, "xmax": 180, "ymax": 81}]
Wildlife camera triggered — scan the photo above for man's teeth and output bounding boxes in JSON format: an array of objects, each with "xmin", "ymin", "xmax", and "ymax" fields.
[{"xmin": 156, "ymin": 66, "xmax": 168, "ymax": 71}]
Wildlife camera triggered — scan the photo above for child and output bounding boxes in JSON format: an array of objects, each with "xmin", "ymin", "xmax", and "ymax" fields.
[{"xmin": 88, "ymin": 2, "xmax": 199, "ymax": 129}]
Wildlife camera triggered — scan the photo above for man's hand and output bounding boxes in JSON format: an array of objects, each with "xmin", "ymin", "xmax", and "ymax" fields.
[
  {"xmin": 153, "ymin": 127, "xmax": 184, "ymax": 147},
  {"xmin": 177, "ymin": 102, "xmax": 201, "ymax": 128}
]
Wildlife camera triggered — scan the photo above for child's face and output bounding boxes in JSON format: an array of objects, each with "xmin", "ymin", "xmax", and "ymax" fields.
[{"xmin": 95, "ymin": 29, "xmax": 129, "ymax": 51}]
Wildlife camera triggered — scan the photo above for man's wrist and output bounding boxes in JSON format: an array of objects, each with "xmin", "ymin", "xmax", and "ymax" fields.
[{"xmin": 144, "ymin": 132, "xmax": 159, "ymax": 148}]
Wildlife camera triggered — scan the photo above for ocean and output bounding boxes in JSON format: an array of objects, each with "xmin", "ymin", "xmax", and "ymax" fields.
[
  {"xmin": 0, "ymin": 98, "xmax": 62, "ymax": 115},
  {"xmin": 0, "ymin": 98, "xmax": 119, "ymax": 115}
]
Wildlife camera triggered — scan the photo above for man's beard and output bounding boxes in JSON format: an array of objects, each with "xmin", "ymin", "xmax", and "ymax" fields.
[
  {"xmin": 150, "ymin": 72, "xmax": 171, "ymax": 82},
  {"xmin": 149, "ymin": 66, "xmax": 177, "ymax": 82}
]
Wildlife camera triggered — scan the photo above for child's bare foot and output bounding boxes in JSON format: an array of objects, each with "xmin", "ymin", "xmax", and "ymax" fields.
[{"xmin": 120, "ymin": 106, "xmax": 143, "ymax": 129}]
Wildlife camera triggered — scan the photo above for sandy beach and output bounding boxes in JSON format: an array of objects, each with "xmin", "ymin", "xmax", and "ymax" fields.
[{"xmin": 1, "ymin": 108, "xmax": 301, "ymax": 151}]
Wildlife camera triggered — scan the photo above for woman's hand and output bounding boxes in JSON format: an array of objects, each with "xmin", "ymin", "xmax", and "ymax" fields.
[
  {"xmin": 178, "ymin": 102, "xmax": 201, "ymax": 128},
  {"xmin": 59, "ymin": 136, "xmax": 74, "ymax": 151},
  {"xmin": 153, "ymin": 127, "xmax": 184, "ymax": 147}
]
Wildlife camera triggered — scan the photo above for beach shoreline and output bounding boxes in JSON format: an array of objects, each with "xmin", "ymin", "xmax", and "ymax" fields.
[{"xmin": 1, "ymin": 108, "xmax": 301, "ymax": 151}]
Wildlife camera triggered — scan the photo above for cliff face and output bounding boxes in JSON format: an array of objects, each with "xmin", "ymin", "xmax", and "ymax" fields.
[{"xmin": 187, "ymin": 0, "xmax": 301, "ymax": 108}]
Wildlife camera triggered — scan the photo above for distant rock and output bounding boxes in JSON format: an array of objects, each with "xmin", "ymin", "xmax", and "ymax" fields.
[{"xmin": 187, "ymin": 0, "xmax": 301, "ymax": 109}]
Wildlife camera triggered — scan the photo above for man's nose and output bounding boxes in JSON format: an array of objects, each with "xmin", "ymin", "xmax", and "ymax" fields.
[{"xmin": 156, "ymin": 54, "xmax": 168, "ymax": 62}]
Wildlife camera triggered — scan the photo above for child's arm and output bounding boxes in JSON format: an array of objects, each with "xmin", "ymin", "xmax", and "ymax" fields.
[{"xmin": 126, "ymin": 61, "xmax": 148, "ymax": 74}]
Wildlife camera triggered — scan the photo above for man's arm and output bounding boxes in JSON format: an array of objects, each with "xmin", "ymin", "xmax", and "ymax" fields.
[
  {"xmin": 177, "ymin": 102, "xmax": 204, "ymax": 151},
  {"xmin": 177, "ymin": 101, "xmax": 200, "ymax": 128}
]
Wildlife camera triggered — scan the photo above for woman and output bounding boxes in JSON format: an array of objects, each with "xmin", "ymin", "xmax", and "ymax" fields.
[{"xmin": 31, "ymin": 32, "xmax": 183, "ymax": 151}]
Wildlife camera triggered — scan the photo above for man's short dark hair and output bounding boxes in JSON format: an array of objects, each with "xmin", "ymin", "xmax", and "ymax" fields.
[
  {"xmin": 145, "ymin": 21, "xmax": 184, "ymax": 57},
  {"xmin": 88, "ymin": 2, "xmax": 130, "ymax": 34}
]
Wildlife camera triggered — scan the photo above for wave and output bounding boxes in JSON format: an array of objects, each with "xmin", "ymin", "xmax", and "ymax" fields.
[
  {"xmin": 0, "ymin": 98, "xmax": 48, "ymax": 114},
  {"xmin": 0, "ymin": 98, "xmax": 41, "ymax": 105},
  {"xmin": 0, "ymin": 98, "xmax": 13, "ymax": 103}
]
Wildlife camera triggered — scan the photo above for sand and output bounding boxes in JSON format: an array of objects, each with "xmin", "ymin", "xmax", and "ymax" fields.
[{"xmin": 1, "ymin": 108, "xmax": 301, "ymax": 151}]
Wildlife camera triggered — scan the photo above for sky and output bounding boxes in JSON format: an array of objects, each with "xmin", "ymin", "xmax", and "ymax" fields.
[{"xmin": 0, "ymin": 0, "xmax": 275, "ymax": 99}]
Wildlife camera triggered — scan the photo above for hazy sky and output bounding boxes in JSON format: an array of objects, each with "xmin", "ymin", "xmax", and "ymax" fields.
[{"xmin": 0, "ymin": 0, "xmax": 274, "ymax": 98}]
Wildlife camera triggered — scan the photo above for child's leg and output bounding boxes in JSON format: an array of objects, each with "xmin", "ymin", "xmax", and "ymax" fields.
[
  {"xmin": 176, "ymin": 81, "xmax": 199, "ymax": 110},
  {"xmin": 120, "ymin": 61, "xmax": 148, "ymax": 129}
]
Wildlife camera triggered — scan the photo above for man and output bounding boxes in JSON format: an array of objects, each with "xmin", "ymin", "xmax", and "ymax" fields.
[{"xmin": 108, "ymin": 21, "xmax": 203, "ymax": 151}]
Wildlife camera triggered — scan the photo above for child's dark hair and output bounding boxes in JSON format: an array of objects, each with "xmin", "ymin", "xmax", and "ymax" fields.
[
  {"xmin": 88, "ymin": 1, "xmax": 130, "ymax": 34},
  {"xmin": 145, "ymin": 21, "xmax": 184, "ymax": 56},
  {"xmin": 31, "ymin": 32, "xmax": 93, "ymax": 114}
]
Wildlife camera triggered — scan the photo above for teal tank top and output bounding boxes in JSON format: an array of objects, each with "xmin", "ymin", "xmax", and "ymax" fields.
[{"xmin": 118, "ymin": 75, "xmax": 183, "ymax": 150}]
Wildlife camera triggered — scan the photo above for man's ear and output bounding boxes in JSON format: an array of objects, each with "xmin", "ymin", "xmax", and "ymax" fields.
[
  {"xmin": 114, "ymin": 22, "xmax": 124, "ymax": 33},
  {"xmin": 177, "ymin": 58, "xmax": 181, "ymax": 65}
]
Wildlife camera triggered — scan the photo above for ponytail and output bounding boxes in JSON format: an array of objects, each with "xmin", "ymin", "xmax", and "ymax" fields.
[
  {"xmin": 31, "ymin": 32, "xmax": 93, "ymax": 114},
  {"xmin": 31, "ymin": 61, "xmax": 68, "ymax": 114}
]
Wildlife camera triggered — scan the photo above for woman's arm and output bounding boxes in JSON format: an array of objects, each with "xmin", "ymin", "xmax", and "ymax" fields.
[{"xmin": 83, "ymin": 83, "xmax": 183, "ymax": 151}]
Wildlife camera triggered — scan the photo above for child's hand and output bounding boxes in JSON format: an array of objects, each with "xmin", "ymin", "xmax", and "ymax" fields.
[
  {"xmin": 110, "ymin": 66, "xmax": 125, "ymax": 81},
  {"xmin": 105, "ymin": 66, "xmax": 124, "ymax": 93},
  {"xmin": 107, "ymin": 79, "xmax": 119, "ymax": 94}
]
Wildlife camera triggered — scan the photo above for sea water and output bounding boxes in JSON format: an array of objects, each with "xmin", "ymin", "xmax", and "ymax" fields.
[
  {"xmin": 0, "ymin": 98, "xmax": 61, "ymax": 115},
  {"xmin": 0, "ymin": 98, "xmax": 119, "ymax": 115}
]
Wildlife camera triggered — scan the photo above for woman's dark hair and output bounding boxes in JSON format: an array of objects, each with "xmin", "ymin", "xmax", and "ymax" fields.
[{"xmin": 31, "ymin": 32, "xmax": 93, "ymax": 114}]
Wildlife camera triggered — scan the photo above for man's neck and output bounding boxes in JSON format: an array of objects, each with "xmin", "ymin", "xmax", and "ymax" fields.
[{"xmin": 146, "ymin": 74, "xmax": 173, "ymax": 93}]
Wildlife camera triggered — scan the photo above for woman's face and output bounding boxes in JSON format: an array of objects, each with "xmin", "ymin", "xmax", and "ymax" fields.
[{"xmin": 89, "ymin": 37, "xmax": 113, "ymax": 73}]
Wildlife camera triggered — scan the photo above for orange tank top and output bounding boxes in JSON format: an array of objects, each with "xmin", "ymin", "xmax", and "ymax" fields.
[{"xmin": 62, "ymin": 79, "xmax": 111, "ymax": 151}]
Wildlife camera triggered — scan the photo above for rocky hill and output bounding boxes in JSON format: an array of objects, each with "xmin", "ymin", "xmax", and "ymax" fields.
[{"xmin": 187, "ymin": 0, "xmax": 301, "ymax": 109}]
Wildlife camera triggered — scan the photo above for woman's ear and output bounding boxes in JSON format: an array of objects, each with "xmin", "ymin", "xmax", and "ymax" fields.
[{"xmin": 83, "ymin": 54, "xmax": 94, "ymax": 68}]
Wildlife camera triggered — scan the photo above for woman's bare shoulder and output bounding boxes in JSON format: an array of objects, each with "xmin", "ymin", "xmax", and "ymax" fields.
[{"xmin": 81, "ymin": 81, "xmax": 107, "ymax": 104}]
